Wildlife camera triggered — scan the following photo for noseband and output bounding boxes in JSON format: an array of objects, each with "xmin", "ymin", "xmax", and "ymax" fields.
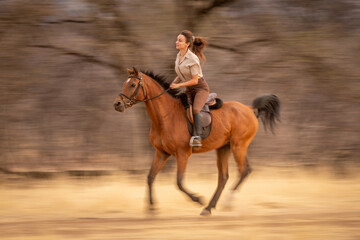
[{"xmin": 119, "ymin": 72, "xmax": 169, "ymax": 107}]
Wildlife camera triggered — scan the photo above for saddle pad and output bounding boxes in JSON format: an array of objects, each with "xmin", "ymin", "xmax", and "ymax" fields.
[{"xmin": 186, "ymin": 107, "xmax": 211, "ymax": 127}]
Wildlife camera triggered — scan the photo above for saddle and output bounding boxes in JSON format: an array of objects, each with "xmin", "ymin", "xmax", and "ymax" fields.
[{"xmin": 182, "ymin": 93, "xmax": 223, "ymax": 140}]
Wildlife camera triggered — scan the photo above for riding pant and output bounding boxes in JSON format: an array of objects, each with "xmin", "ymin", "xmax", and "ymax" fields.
[{"xmin": 185, "ymin": 77, "xmax": 209, "ymax": 114}]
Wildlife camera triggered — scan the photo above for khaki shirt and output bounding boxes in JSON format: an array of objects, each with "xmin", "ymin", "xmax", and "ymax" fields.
[{"xmin": 175, "ymin": 49, "xmax": 203, "ymax": 82}]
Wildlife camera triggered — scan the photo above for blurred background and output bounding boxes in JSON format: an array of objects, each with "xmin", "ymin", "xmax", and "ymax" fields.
[
  {"xmin": 1, "ymin": 0, "xmax": 359, "ymax": 173},
  {"xmin": 1, "ymin": 1, "xmax": 360, "ymax": 239}
]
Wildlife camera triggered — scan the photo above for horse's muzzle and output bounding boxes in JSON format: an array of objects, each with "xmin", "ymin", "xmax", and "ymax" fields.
[{"xmin": 114, "ymin": 100, "xmax": 125, "ymax": 112}]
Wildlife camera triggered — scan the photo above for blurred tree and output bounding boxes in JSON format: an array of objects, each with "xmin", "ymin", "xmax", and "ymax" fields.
[{"xmin": 0, "ymin": 0, "xmax": 359, "ymax": 171}]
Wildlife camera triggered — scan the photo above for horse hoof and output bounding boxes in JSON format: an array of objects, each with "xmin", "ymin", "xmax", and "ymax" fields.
[
  {"xmin": 223, "ymin": 202, "xmax": 234, "ymax": 211},
  {"xmin": 200, "ymin": 209, "xmax": 211, "ymax": 216},
  {"xmin": 223, "ymin": 191, "xmax": 235, "ymax": 211},
  {"xmin": 197, "ymin": 197, "xmax": 206, "ymax": 206},
  {"xmin": 192, "ymin": 195, "xmax": 205, "ymax": 206},
  {"xmin": 147, "ymin": 205, "xmax": 158, "ymax": 213}
]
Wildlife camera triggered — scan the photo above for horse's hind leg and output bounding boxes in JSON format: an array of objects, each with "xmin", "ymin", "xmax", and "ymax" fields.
[
  {"xmin": 176, "ymin": 152, "xmax": 204, "ymax": 205},
  {"xmin": 200, "ymin": 144, "xmax": 231, "ymax": 216},
  {"xmin": 224, "ymin": 141, "xmax": 252, "ymax": 209},
  {"xmin": 147, "ymin": 149, "xmax": 170, "ymax": 210},
  {"xmin": 232, "ymin": 155, "xmax": 252, "ymax": 191},
  {"xmin": 232, "ymin": 141, "xmax": 252, "ymax": 190}
]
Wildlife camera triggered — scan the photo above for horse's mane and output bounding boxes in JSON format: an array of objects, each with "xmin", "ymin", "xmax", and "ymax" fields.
[
  {"xmin": 142, "ymin": 70, "xmax": 181, "ymax": 98},
  {"xmin": 141, "ymin": 70, "xmax": 188, "ymax": 107}
]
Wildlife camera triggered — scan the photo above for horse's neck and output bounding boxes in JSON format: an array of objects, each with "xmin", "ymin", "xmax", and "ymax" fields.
[{"xmin": 143, "ymin": 79, "xmax": 181, "ymax": 127}]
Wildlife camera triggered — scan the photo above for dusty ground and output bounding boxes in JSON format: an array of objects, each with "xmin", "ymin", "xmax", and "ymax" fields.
[{"xmin": 0, "ymin": 165, "xmax": 359, "ymax": 240}]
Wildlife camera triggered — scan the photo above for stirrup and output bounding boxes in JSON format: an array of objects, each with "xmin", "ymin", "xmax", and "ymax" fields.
[{"xmin": 189, "ymin": 136, "xmax": 202, "ymax": 147}]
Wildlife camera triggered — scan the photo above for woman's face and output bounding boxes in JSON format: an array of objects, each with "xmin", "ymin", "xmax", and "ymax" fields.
[{"xmin": 176, "ymin": 34, "xmax": 189, "ymax": 50}]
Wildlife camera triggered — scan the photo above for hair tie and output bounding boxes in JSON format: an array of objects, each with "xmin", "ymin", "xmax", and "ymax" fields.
[{"xmin": 192, "ymin": 36, "xmax": 195, "ymax": 41}]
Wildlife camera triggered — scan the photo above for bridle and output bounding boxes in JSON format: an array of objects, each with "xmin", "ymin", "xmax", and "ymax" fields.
[{"xmin": 119, "ymin": 72, "xmax": 169, "ymax": 107}]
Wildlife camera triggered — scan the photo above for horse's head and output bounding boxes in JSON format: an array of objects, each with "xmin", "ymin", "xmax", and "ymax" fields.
[{"xmin": 114, "ymin": 67, "xmax": 146, "ymax": 112}]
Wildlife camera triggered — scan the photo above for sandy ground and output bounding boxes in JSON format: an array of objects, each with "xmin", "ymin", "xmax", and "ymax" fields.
[{"xmin": 0, "ymin": 165, "xmax": 359, "ymax": 240}]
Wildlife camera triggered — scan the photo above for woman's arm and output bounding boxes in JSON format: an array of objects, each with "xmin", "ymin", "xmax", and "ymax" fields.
[
  {"xmin": 170, "ymin": 76, "xmax": 181, "ymax": 89},
  {"xmin": 170, "ymin": 75, "xmax": 198, "ymax": 89},
  {"xmin": 172, "ymin": 76, "xmax": 181, "ymax": 84}
]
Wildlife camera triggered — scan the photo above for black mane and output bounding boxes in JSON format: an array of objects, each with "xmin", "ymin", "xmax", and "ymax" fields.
[
  {"xmin": 142, "ymin": 70, "xmax": 181, "ymax": 98},
  {"xmin": 138, "ymin": 70, "xmax": 188, "ymax": 107}
]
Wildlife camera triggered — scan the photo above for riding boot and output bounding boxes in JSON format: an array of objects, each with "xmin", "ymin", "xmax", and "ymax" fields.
[{"xmin": 190, "ymin": 113, "xmax": 203, "ymax": 147}]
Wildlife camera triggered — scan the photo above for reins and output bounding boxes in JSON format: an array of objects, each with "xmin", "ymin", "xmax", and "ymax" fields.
[
  {"xmin": 119, "ymin": 72, "xmax": 170, "ymax": 107},
  {"xmin": 142, "ymin": 88, "xmax": 170, "ymax": 103}
]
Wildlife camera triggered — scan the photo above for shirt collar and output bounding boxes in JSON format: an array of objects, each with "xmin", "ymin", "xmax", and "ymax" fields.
[
  {"xmin": 184, "ymin": 49, "xmax": 192, "ymax": 59},
  {"xmin": 178, "ymin": 49, "xmax": 192, "ymax": 64}
]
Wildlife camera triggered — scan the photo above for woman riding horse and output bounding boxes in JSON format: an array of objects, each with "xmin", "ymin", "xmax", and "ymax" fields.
[
  {"xmin": 170, "ymin": 30, "xmax": 209, "ymax": 147},
  {"xmin": 114, "ymin": 66, "xmax": 280, "ymax": 215}
]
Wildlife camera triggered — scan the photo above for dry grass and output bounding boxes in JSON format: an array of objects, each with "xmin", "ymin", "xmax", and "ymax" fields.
[{"xmin": 0, "ymin": 166, "xmax": 359, "ymax": 239}]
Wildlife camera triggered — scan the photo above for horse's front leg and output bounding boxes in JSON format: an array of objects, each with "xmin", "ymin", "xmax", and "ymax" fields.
[
  {"xmin": 176, "ymin": 151, "xmax": 205, "ymax": 206},
  {"xmin": 147, "ymin": 149, "xmax": 170, "ymax": 211}
]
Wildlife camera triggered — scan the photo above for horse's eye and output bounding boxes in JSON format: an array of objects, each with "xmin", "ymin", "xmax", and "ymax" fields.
[{"xmin": 130, "ymin": 83, "xmax": 136, "ymax": 88}]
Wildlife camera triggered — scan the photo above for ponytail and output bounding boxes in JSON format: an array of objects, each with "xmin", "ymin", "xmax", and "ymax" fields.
[
  {"xmin": 180, "ymin": 30, "xmax": 208, "ymax": 63},
  {"xmin": 191, "ymin": 36, "xmax": 207, "ymax": 63}
]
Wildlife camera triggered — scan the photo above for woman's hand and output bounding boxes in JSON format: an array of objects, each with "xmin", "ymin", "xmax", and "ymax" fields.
[
  {"xmin": 170, "ymin": 83, "xmax": 181, "ymax": 89},
  {"xmin": 170, "ymin": 75, "xmax": 198, "ymax": 89}
]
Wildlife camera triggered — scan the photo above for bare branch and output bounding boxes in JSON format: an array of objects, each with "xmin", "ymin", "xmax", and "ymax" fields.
[
  {"xmin": 197, "ymin": 0, "xmax": 236, "ymax": 16},
  {"xmin": 208, "ymin": 38, "xmax": 271, "ymax": 54},
  {"xmin": 27, "ymin": 44, "xmax": 123, "ymax": 75},
  {"xmin": 186, "ymin": 0, "xmax": 236, "ymax": 29},
  {"xmin": 40, "ymin": 19, "xmax": 96, "ymax": 24},
  {"xmin": 208, "ymin": 43, "xmax": 242, "ymax": 54}
]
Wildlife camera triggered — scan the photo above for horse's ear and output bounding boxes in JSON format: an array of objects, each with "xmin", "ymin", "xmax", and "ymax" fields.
[
  {"xmin": 126, "ymin": 68, "xmax": 132, "ymax": 75},
  {"xmin": 132, "ymin": 66, "xmax": 139, "ymax": 76}
]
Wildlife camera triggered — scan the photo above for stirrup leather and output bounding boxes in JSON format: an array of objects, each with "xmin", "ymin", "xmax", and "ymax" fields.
[{"xmin": 189, "ymin": 136, "xmax": 202, "ymax": 147}]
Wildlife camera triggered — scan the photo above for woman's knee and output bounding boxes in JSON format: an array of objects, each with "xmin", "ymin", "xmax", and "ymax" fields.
[{"xmin": 192, "ymin": 108, "xmax": 201, "ymax": 115}]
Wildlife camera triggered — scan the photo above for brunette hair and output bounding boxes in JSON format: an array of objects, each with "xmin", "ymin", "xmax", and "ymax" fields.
[{"xmin": 180, "ymin": 30, "xmax": 208, "ymax": 63}]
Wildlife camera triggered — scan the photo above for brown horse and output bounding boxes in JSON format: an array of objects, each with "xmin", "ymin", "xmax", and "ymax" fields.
[{"xmin": 113, "ymin": 67, "xmax": 280, "ymax": 215}]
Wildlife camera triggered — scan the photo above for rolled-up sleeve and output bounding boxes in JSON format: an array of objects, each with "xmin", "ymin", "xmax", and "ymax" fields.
[{"xmin": 188, "ymin": 62, "xmax": 201, "ymax": 76}]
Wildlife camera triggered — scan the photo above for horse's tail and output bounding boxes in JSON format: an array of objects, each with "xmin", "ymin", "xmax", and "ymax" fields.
[{"xmin": 252, "ymin": 94, "xmax": 280, "ymax": 133}]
